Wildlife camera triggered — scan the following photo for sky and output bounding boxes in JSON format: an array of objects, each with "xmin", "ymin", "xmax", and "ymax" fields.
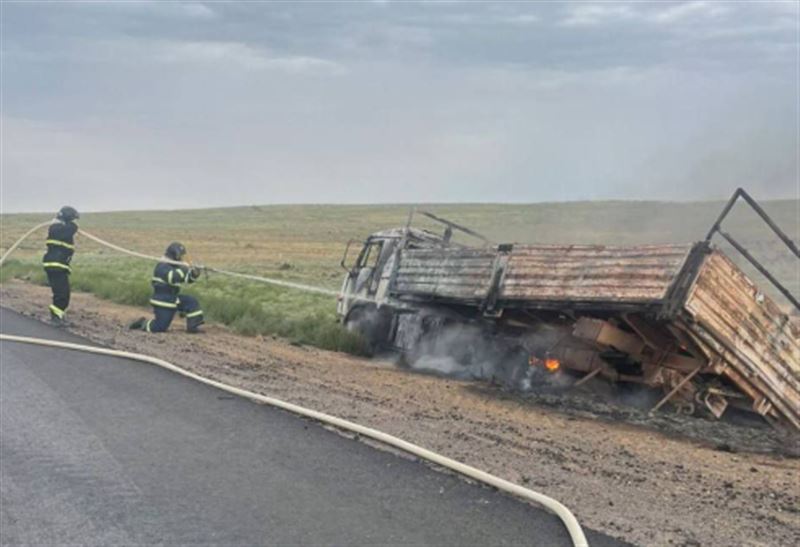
[{"xmin": 1, "ymin": 0, "xmax": 798, "ymax": 212}]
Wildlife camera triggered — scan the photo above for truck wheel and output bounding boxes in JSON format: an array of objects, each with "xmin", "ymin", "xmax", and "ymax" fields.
[{"xmin": 344, "ymin": 306, "xmax": 392, "ymax": 356}]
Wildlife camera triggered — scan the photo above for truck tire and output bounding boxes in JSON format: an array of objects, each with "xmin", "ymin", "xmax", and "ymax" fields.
[{"xmin": 344, "ymin": 305, "xmax": 392, "ymax": 356}]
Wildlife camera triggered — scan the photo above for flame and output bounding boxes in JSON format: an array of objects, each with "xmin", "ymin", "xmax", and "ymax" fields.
[
  {"xmin": 529, "ymin": 354, "xmax": 561, "ymax": 373},
  {"xmin": 544, "ymin": 358, "xmax": 561, "ymax": 373}
]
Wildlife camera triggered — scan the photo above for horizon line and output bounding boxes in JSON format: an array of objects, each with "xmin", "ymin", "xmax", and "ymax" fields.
[{"xmin": 1, "ymin": 195, "xmax": 798, "ymax": 217}]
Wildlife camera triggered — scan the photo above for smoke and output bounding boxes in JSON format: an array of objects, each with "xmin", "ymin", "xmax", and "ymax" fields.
[
  {"xmin": 614, "ymin": 384, "xmax": 662, "ymax": 410},
  {"xmin": 403, "ymin": 321, "xmax": 564, "ymax": 393}
]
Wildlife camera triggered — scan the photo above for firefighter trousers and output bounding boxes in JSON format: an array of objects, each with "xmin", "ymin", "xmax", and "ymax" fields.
[
  {"xmin": 147, "ymin": 295, "xmax": 204, "ymax": 333},
  {"xmin": 45, "ymin": 268, "xmax": 70, "ymax": 319}
]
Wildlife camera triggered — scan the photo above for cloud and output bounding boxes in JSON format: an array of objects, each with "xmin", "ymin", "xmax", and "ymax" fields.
[
  {"xmin": 560, "ymin": 4, "xmax": 637, "ymax": 27},
  {"xmin": 115, "ymin": 1, "xmax": 217, "ymax": 20},
  {"xmin": 650, "ymin": 1, "xmax": 730, "ymax": 24},
  {"xmin": 497, "ymin": 13, "xmax": 540, "ymax": 26},
  {"xmin": 154, "ymin": 40, "xmax": 345, "ymax": 75},
  {"xmin": 1, "ymin": 1, "xmax": 797, "ymax": 212},
  {"xmin": 178, "ymin": 3, "xmax": 216, "ymax": 20},
  {"xmin": 560, "ymin": 1, "xmax": 731, "ymax": 28}
]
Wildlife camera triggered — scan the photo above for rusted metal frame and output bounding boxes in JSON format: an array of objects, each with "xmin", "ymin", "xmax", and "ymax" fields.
[
  {"xmin": 573, "ymin": 317, "xmax": 647, "ymax": 356},
  {"xmin": 665, "ymin": 323, "xmax": 709, "ymax": 364},
  {"xmin": 501, "ymin": 299, "xmax": 665, "ymax": 314},
  {"xmin": 703, "ymin": 187, "xmax": 799, "ymax": 312},
  {"xmin": 704, "ymin": 188, "xmax": 743, "ymax": 242},
  {"xmin": 623, "ymin": 313, "xmax": 672, "ymax": 351},
  {"xmin": 650, "ymin": 366, "xmax": 702, "ymax": 414},
  {"xmin": 716, "ymin": 230, "xmax": 800, "ymax": 311},
  {"xmin": 698, "ymin": 387, "xmax": 729, "ymax": 418},
  {"xmin": 642, "ymin": 340, "xmax": 679, "ymax": 387},
  {"xmin": 418, "ymin": 211, "xmax": 492, "ymax": 245},
  {"xmin": 340, "ymin": 239, "xmax": 360, "ymax": 271},
  {"xmin": 620, "ymin": 317, "xmax": 707, "ymax": 373},
  {"xmin": 572, "ymin": 367, "xmax": 602, "ymax": 388},
  {"xmin": 660, "ymin": 242, "xmax": 712, "ymax": 319},
  {"xmin": 392, "ymin": 292, "xmax": 487, "ymax": 309},
  {"xmin": 705, "ymin": 187, "xmax": 799, "ymax": 258},
  {"xmin": 482, "ymin": 246, "xmax": 512, "ymax": 315}
]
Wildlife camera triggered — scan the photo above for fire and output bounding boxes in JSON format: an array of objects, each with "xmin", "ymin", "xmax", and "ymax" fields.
[
  {"xmin": 528, "ymin": 354, "xmax": 561, "ymax": 373},
  {"xmin": 544, "ymin": 358, "xmax": 560, "ymax": 372}
]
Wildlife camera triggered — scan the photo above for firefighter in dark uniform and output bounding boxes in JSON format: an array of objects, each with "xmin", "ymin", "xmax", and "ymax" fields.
[
  {"xmin": 43, "ymin": 206, "xmax": 79, "ymax": 325},
  {"xmin": 129, "ymin": 242, "xmax": 205, "ymax": 333}
]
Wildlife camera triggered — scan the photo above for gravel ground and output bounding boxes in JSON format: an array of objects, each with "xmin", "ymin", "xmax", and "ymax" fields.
[{"xmin": 2, "ymin": 280, "xmax": 798, "ymax": 547}]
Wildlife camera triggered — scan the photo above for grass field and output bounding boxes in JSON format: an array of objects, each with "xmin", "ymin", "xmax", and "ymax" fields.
[{"xmin": 2, "ymin": 198, "xmax": 798, "ymax": 351}]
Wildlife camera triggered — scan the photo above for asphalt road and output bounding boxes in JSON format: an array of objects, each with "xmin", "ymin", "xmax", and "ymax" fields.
[{"xmin": 1, "ymin": 308, "xmax": 626, "ymax": 546}]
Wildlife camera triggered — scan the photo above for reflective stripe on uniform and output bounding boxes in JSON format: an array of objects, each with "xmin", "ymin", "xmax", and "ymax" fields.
[
  {"xmin": 185, "ymin": 310, "xmax": 203, "ymax": 318},
  {"xmin": 145, "ymin": 320, "xmax": 152, "ymax": 333},
  {"xmin": 42, "ymin": 262, "xmax": 71, "ymax": 271},
  {"xmin": 149, "ymin": 299, "xmax": 178, "ymax": 308},
  {"xmin": 175, "ymin": 268, "xmax": 186, "ymax": 279},
  {"xmin": 46, "ymin": 239, "xmax": 75, "ymax": 250},
  {"xmin": 49, "ymin": 304, "xmax": 65, "ymax": 318},
  {"xmin": 152, "ymin": 275, "xmax": 180, "ymax": 287}
]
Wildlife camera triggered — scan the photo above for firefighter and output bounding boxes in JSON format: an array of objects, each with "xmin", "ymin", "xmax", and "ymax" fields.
[
  {"xmin": 129, "ymin": 242, "xmax": 205, "ymax": 333},
  {"xmin": 43, "ymin": 206, "xmax": 80, "ymax": 326}
]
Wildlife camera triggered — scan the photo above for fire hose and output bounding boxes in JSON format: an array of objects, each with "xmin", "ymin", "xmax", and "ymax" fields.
[{"xmin": 0, "ymin": 222, "xmax": 589, "ymax": 547}]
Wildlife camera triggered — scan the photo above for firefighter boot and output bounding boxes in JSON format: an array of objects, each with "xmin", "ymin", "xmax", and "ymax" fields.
[
  {"xmin": 129, "ymin": 317, "xmax": 147, "ymax": 330},
  {"xmin": 186, "ymin": 313, "xmax": 205, "ymax": 334},
  {"xmin": 49, "ymin": 306, "xmax": 67, "ymax": 327}
]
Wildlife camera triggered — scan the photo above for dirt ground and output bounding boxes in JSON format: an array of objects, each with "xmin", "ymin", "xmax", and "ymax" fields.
[{"xmin": 2, "ymin": 280, "xmax": 798, "ymax": 547}]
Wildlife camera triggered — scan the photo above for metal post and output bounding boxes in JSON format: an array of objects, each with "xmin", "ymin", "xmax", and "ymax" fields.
[
  {"xmin": 719, "ymin": 231, "xmax": 800, "ymax": 311},
  {"xmin": 572, "ymin": 367, "xmax": 602, "ymax": 388},
  {"xmin": 705, "ymin": 188, "xmax": 800, "ymax": 312},
  {"xmin": 738, "ymin": 189, "xmax": 799, "ymax": 258},
  {"xmin": 706, "ymin": 187, "xmax": 799, "ymax": 258},
  {"xmin": 705, "ymin": 188, "xmax": 743, "ymax": 242}
]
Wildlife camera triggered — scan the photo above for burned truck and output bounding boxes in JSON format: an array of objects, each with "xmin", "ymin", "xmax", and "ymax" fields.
[{"xmin": 337, "ymin": 189, "xmax": 799, "ymax": 431}]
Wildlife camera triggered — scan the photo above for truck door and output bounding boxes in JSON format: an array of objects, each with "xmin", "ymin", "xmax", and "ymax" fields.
[{"xmin": 355, "ymin": 240, "xmax": 383, "ymax": 296}]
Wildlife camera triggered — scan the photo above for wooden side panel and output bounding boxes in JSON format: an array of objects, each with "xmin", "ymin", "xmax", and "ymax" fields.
[
  {"xmin": 392, "ymin": 248, "xmax": 496, "ymax": 301},
  {"xmin": 501, "ymin": 244, "xmax": 695, "ymax": 304},
  {"xmin": 683, "ymin": 250, "xmax": 800, "ymax": 429}
]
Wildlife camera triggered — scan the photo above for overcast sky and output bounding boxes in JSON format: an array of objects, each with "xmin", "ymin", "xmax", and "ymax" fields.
[{"xmin": 1, "ymin": 1, "xmax": 798, "ymax": 212}]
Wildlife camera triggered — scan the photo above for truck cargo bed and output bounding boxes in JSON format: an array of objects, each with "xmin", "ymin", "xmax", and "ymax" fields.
[{"xmin": 389, "ymin": 241, "xmax": 798, "ymax": 428}]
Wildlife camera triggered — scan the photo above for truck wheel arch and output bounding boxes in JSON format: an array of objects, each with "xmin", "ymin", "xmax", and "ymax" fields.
[{"xmin": 344, "ymin": 304, "xmax": 394, "ymax": 355}]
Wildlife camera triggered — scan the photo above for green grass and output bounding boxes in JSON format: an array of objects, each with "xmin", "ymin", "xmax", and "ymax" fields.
[
  {"xmin": 0, "ymin": 259, "xmax": 47, "ymax": 285},
  {"xmin": 1, "ymin": 257, "xmax": 368, "ymax": 355}
]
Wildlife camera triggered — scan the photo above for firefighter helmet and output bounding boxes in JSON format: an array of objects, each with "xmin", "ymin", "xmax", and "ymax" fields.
[
  {"xmin": 56, "ymin": 206, "xmax": 80, "ymax": 222},
  {"xmin": 165, "ymin": 242, "xmax": 187, "ymax": 261}
]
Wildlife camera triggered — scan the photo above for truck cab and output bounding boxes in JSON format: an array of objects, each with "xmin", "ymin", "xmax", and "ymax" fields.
[{"xmin": 338, "ymin": 230, "xmax": 396, "ymax": 319}]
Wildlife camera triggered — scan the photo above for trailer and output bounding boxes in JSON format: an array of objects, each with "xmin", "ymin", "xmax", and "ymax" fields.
[{"xmin": 337, "ymin": 190, "xmax": 799, "ymax": 430}]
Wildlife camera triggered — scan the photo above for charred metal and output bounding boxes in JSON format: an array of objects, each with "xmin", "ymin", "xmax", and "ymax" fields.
[{"xmin": 338, "ymin": 191, "xmax": 800, "ymax": 431}]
